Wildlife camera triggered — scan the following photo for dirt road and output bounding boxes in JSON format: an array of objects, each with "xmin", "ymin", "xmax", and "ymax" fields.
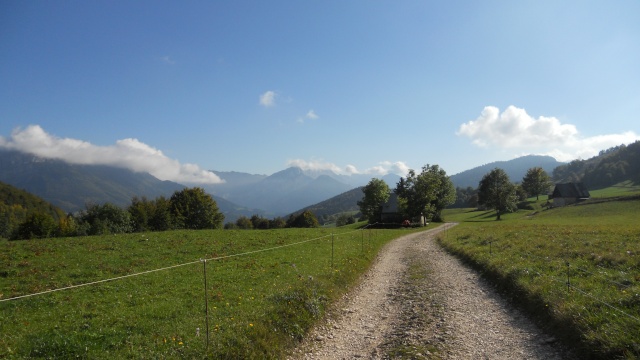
[{"xmin": 289, "ymin": 224, "xmax": 573, "ymax": 359}]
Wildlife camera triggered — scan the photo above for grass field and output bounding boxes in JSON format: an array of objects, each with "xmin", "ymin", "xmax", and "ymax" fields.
[
  {"xmin": 439, "ymin": 188, "xmax": 640, "ymax": 359},
  {"xmin": 0, "ymin": 223, "xmax": 428, "ymax": 358}
]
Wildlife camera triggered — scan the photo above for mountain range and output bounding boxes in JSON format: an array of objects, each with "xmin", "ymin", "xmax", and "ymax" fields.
[{"xmin": 0, "ymin": 149, "xmax": 567, "ymax": 223}]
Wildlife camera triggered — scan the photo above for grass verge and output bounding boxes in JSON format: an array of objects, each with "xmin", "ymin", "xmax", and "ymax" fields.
[{"xmin": 439, "ymin": 197, "xmax": 640, "ymax": 359}]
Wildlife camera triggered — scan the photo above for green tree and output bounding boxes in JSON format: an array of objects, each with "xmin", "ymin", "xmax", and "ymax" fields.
[
  {"xmin": 521, "ymin": 167, "xmax": 552, "ymax": 200},
  {"xmin": 235, "ymin": 216, "xmax": 253, "ymax": 229},
  {"xmin": 395, "ymin": 164, "xmax": 456, "ymax": 222},
  {"xmin": 357, "ymin": 178, "xmax": 390, "ymax": 223},
  {"xmin": 250, "ymin": 214, "xmax": 270, "ymax": 229},
  {"xmin": 80, "ymin": 203, "xmax": 133, "ymax": 235},
  {"xmin": 128, "ymin": 196, "xmax": 153, "ymax": 232},
  {"xmin": 148, "ymin": 196, "xmax": 173, "ymax": 231},
  {"xmin": 336, "ymin": 213, "xmax": 356, "ymax": 227},
  {"xmin": 269, "ymin": 217, "xmax": 287, "ymax": 229},
  {"xmin": 286, "ymin": 210, "xmax": 319, "ymax": 228},
  {"xmin": 170, "ymin": 187, "xmax": 224, "ymax": 230},
  {"xmin": 57, "ymin": 214, "xmax": 79, "ymax": 237},
  {"xmin": 477, "ymin": 168, "xmax": 518, "ymax": 220},
  {"xmin": 13, "ymin": 212, "xmax": 58, "ymax": 240}
]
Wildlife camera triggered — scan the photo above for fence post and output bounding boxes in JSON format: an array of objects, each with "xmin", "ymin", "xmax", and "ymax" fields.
[
  {"xmin": 201, "ymin": 259, "xmax": 210, "ymax": 351},
  {"xmin": 331, "ymin": 233, "xmax": 334, "ymax": 270},
  {"xmin": 566, "ymin": 262, "xmax": 571, "ymax": 292}
]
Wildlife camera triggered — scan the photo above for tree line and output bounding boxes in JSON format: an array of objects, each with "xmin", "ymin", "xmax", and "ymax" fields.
[
  {"xmin": 5, "ymin": 187, "xmax": 323, "ymax": 240},
  {"xmin": 358, "ymin": 165, "xmax": 554, "ymax": 224},
  {"xmin": 358, "ymin": 164, "xmax": 457, "ymax": 224}
]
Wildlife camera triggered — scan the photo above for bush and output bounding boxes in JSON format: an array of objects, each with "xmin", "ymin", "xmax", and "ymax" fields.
[{"xmin": 13, "ymin": 212, "xmax": 57, "ymax": 240}]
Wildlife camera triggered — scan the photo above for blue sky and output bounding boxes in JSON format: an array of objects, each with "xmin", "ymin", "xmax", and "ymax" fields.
[{"xmin": 1, "ymin": 1, "xmax": 639, "ymax": 184}]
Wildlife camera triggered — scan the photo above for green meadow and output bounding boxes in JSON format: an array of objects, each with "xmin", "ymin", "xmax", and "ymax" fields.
[
  {"xmin": 439, "ymin": 185, "xmax": 640, "ymax": 359},
  {"xmin": 0, "ymin": 224, "xmax": 427, "ymax": 359}
]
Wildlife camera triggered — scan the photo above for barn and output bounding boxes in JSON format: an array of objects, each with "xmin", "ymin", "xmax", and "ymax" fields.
[
  {"xmin": 380, "ymin": 193, "xmax": 404, "ymax": 224},
  {"xmin": 550, "ymin": 182, "xmax": 590, "ymax": 207}
]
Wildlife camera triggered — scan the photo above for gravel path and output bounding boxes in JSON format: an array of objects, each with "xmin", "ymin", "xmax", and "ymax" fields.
[{"xmin": 289, "ymin": 224, "xmax": 574, "ymax": 359}]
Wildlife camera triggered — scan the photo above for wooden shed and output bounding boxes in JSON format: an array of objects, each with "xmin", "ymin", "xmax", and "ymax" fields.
[
  {"xmin": 550, "ymin": 182, "xmax": 590, "ymax": 207},
  {"xmin": 380, "ymin": 193, "xmax": 404, "ymax": 224}
]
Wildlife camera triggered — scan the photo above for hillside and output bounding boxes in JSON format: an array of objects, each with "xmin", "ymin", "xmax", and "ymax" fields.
[
  {"xmin": 296, "ymin": 186, "xmax": 364, "ymax": 219},
  {"xmin": 553, "ymin": 141, "xmax": 640, "ymax": 188},
  {"xmin": 0, "ymin": 150, "xmax": 186, "ymax": 213},
  {"xmin": 0, "ymin": 181, "xmax": 67, "ymax": 238},
  {"xmin": 450, "ymin": 155, "xmax": 564, "ymax": 188}
]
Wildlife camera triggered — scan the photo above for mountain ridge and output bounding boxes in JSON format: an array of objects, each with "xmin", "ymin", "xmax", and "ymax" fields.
[{"xmin": 1, "ymin": 149, "xmax": 573, "ymax": 224}]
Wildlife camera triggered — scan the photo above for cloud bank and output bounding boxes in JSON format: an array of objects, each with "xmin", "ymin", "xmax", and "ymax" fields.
[
  {"xmin": 457, "ymin": 105, "xmax": 640, "ymax": 161},
  {"xmin": 287, "ymin": 159, "xmax": 409, "ymax": 176},
  {"xmin": 0, "ymin": 125, "xmax": 223, "ymax": 184}
]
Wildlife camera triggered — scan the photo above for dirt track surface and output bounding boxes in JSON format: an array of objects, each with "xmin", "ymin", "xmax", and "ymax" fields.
[{"xmin": 288, "ymin": 224, "xmax": 573, "ymax": 359}]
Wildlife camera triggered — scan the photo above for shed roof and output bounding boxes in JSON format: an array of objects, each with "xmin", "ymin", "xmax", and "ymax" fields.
[{"xmin": 551, "ymin": 182, "xmax": 590, "ymax": 199}]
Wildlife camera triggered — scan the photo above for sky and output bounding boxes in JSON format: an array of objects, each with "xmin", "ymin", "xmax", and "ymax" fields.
[{"xmin": 1, "ymin": 1, "xmax": 639, "ymax": 185}]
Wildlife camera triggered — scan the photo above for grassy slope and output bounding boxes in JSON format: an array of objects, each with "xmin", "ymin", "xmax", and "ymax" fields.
[
  {"xmin": 0, "ymin": 223, "xmax": 428, "ymax": 359},
  {"xmin": 439, "ymin": 186, "xmax": 640, "ymax": 359}
]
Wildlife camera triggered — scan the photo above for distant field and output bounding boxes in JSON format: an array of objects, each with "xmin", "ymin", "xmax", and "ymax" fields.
[
  {"xmin": 0, "ymin": 223, "xmax": 427, "ymax": 358},
  {"xmin": 440, "ymin": 188, "xmax": 640, "ymax": 358}
]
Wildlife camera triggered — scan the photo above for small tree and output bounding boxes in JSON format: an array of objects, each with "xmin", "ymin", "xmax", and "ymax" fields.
[
  {"xmin": 336, "ymin": 213, "xmax": 356, "ymax": 227},
  {"xmin": 235, "ymin": 216, "xmax": 253, "ymax": 229},
  {"xmin": 13, "ymin": 212, "xmax": 57, "ymax": 240},
  {"xmin": 170, "ymin": 187, "xmax": 224, "ymax": 230},
  {"xmin": 521, "ymin": 167, "xmax": 552, "ymax": 200},
  {"xmin": 286, "ymin": 210, "xmax": 319, "ymax": 228},
  {"xmin": 357, "ymin": 178, "xmax": 390, "ymax": 223},
  {"xmin": 477, "ymin": 168, "xmax": 518, "ymax": 220}
]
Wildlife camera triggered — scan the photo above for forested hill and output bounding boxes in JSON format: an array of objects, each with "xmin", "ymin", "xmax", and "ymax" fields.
[
  {"xmin": 295, "ymin": 186, "xmax": 364, "ymax": 222},
  {"xmin": 449, "ymin": 155, "xmax": 564, "ymax": 188},
  {"xmin": 553, "ymin": 141, "xmax": 640, "ymax": 188},
  {"xmin": 0, "ymin": 181, "xmax": 67, "ymax": 238}
]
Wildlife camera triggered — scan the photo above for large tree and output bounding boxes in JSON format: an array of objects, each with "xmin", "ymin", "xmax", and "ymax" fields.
[
  {"xmin": 478, "ymin": 168, "xmax": 518, "ymax": 220},
  {"xmin": 521, "ymin": 167, "xmax": 552, "ymax": 200},
  {"xmin": 357, "ymin": 178, "xmax": 390, "ymax": 223},
  {"xmin": 395, "ymin": 164, "xmax": 456, "ymax": 222},
  {"xmin": 170, "ymin": 187, "xmax": 224, "ymax": 230}
]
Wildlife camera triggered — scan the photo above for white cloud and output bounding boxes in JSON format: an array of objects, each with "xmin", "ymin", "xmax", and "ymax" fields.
[
  {"xmin": 297, "ymin": 109, "xmax": 320, "ymax": 124},
  {"xmin": 0, "ymin": 125, "xmax": 224, "ymax": 184},
  {"xmin": 259, "ymin": 90, "xmax": 276, "ymax": 107},
  {"xmin": 457, "ymin": 105, "xmax": 640, "ymax": 161},
  {"xmin": 287, "ymin": 159, "xmax": 409, "ymax": 176},
  {"xmin": 305, "ymin": 110, "xmax": 319, "ymax": 120},
  {"xmin": 287, "ymin": 159, "xmax": 342, "ymax": 173}
]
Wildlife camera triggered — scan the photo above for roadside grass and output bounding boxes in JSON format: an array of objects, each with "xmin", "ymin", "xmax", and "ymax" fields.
[
  {"xmin": 0, "ymin": 223, "xmax": 428, "ymax": 358},
  {"xmin": 440, "ymin": 194, "xmax": 640, "ymax": 359}
]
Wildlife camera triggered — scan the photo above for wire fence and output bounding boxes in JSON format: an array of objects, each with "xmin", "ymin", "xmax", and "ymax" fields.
[
  {"xmin": 1, "ymin": 227, "xmax": 371, "ymax": 304},
  {"xmin": 0, "ymin": 225, "xmax": 390, "ymax": 356}
]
